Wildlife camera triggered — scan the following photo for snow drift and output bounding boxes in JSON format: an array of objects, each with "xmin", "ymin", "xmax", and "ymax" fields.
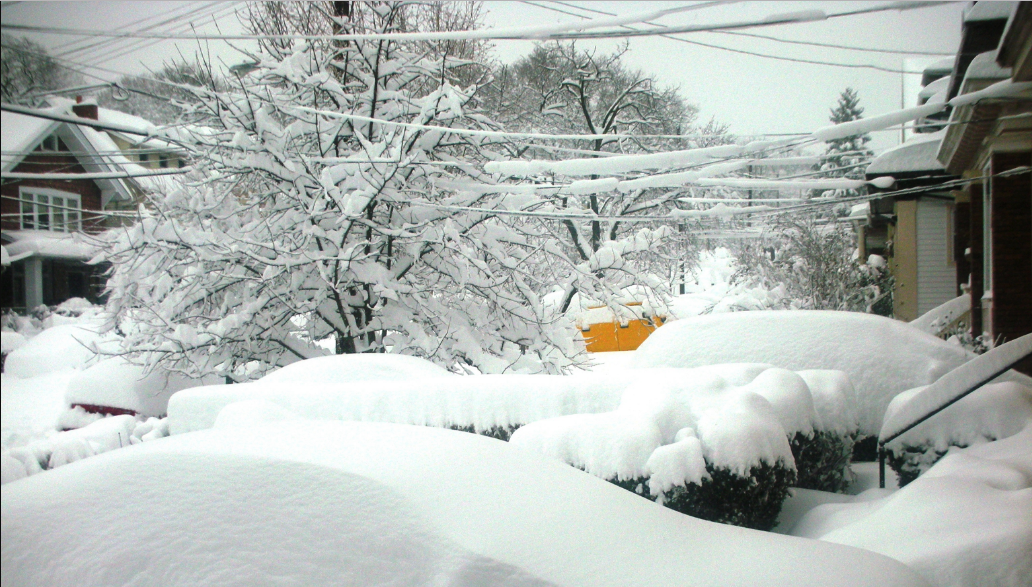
[{"xmin": 1, "ymin": 421, "xmax": 928, "ymax": 587}]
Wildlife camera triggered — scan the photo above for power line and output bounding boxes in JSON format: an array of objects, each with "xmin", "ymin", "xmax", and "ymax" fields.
[
  {"xmin": 713, "ymin": 30, "xmax": 954, "ymax": 57},
  {"xmin": 546, "ymin": 0, "xmax": 954, "ymax": 57},
  {"xmin": 0, "ymin": 2, "xmax": 948, "ymax": 44},
  {"xmin": 526, "ymin": 1, "xmax": 927, "ymax": 74}
]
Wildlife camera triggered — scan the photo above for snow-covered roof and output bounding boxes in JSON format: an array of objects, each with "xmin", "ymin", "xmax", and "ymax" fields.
[
  {"xmin": 918, "ymin": 76, "xmax": 950, "ymax": 102},
  {"xmin": 963, "ymin": 50, "xmax": 1011, "ymax": 82},
  {"xmin": 1, "ymin": 111, "xmax": 59, "ymax": 173},
  {"xmin": 866, "ymin": 130, "xmax": 947, "ymax": 175},
  {"xmin": 1, "ymin": 230, "xmax": 99, "ymax": 261},
  {"xmin": 964, "ymin": 1, "xmax": 1016, "ymax": 22},
  {"xmin": 923, "ymin": 57, "xmax": 954, "ymax": 76},
  {"xmin": 848, "ymin": 202, "xmax": 869, "ymax": 220}
]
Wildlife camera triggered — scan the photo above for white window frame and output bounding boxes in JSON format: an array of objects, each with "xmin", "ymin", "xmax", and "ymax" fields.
[{"xmin": 19, "ymin": 187, "xmax": 82, "ymax": 232}]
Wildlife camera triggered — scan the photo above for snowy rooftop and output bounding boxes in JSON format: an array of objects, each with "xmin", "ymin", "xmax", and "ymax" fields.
[
  {"xmin": 866, "ymin": 130, "xmax": 946, "ymax": 175},
  {"xmin": 0, "ymin": 111, "xmax": 59, "ymax": 172},
  {"xmin": 963, "ymin": 50, "xmax": 1011, "ymax": 82},
  {"xmin": 1, "ymin": 230, "xmax": 99, "ymax": 261},
  {"xmin": 917, "ymin": 77, "xmax": 950, "ymax": 103},
  {"xmin": 923, "ymin": 57, "xmax": 954, "ymax": 76},
  {"xmin": 963, "ymin": 1, "xmax": 1016, "ymax": 22}
]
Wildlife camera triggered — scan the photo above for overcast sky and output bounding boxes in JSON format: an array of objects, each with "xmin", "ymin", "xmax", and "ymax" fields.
[{"xmin": 1, "ymin": 1, "xmax": 968, "ymax": 153}]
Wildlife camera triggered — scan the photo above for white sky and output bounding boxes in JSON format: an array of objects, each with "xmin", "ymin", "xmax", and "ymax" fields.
[{"xmin": 1, "ymin": 1, "xmax": 968, "ymax": 154}]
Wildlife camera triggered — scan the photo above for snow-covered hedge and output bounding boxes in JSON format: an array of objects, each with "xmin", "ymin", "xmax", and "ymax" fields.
[
  {"xmin": 170, "ymin": 356, "xmax": 860, "ymax": 528},
  {"xmin": 883, "ymin": 381, "xmax": 1032, "ymax": 486},
  {"xmin": 509, "ymin": 366, "xmax": 857, "ymax": 529}
]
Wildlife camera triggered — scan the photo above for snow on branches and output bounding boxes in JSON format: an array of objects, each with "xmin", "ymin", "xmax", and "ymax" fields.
[{"xmin": 102, "ymin": 4, "xmax": 591, "ymax": 379}]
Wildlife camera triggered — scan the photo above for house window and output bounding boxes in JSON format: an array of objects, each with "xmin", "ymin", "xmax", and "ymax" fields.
[
  {"xmin": 19, "ymin": 188, "xmax": 81, "ymax": 232},
  {"xmin": 159, "ymin": 155, "xmax": 169, "ymax": 168},
  {"xmin": 139, "ymin": 153, "xmax": 150, "ymax": 163},
  {"xmin": 39, "ymin": 135, "xmax": 60, "ymax": 151}
]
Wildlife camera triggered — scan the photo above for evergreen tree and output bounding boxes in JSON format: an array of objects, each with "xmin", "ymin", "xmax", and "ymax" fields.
[{"xmin": 815, "ymin": 88, "xmax": 874, "ymax": 204}]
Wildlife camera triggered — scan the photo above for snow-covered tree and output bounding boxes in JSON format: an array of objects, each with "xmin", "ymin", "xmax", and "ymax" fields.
[
  {"xmin": 97, "ymin": 60, "xmax": 227, "ymax": 126},
  {"xmin": 102, "ymin": 2, "xmax": 584, "ymax": 380},
  {"xmin": 479, "ymin": 42, "xmax": 731, "ymax": 312},
  {"xmin": 1, "ymin": 34, "xmax": 81, "ymax": 104}
]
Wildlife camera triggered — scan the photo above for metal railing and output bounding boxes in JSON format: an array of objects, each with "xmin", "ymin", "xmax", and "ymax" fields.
[{"xmin": 877, "ymin": 335, "xmax": 1032, "ymax": 488}]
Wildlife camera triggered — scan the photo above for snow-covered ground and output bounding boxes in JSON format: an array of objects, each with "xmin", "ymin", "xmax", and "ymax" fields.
[
  {"xmin": 4, "ymin": 297, "xmax": 1031, "ymax": 586},
  {"xmin": 2, "ymin": 421, "xmax": 928, "ymax": 587}
]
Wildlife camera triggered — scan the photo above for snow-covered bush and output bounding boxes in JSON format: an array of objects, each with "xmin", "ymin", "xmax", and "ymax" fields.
[
  {"xmin": 509, "ymin": 366, "xmax": 856, "ymax": 529},
  {"xmin": 731, "ymin": 214, "xmax": 892, "ymax": 316},
  {"xmin": 884, "ymin": 381, "xmax": 1032, "ymax": 486}
]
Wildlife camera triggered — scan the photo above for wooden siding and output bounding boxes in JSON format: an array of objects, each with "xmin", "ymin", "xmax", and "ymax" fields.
[
  {"xmin": 916, "ymin": 199, "xmax": 957, "ymax": 315},
  {"xmin": 989, "ymin": 152, "xmax": 1032, "ymax": 375},
  {"xmin": 892, "ymin": 200, "xmax": 919, "ymax": 321}
]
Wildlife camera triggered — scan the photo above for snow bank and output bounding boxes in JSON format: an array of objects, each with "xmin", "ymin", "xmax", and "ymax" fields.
[
  {"xmin": 2, "ymin": 323, "xmax": 111, "ymax": 379},
  {"xmin": 880, "ymin": 334, "xmax": 1032, "ymax": 442},
  {"xmin": 1, "ymin": 371, "xmax": 73, "ymax": 448},
  {"xmin": 1, "ymin": 331, "xmax": 28, "ymax": 355},
  {"xmin": 632, "ymin": 311, "xmax": 984, "ymax": 435},
  {"xmin": 792, "ymin": 425, "xmax": 1032, "ymax": 587},
  {"xmin": 65, "ymin": 356, "xmax": 222, "ymax": 417},
  {"xmin": 909, "ymin": 294, "xmax": 971, "ymax": 336},
  {"xmin": 1, "ymin": 421, "xmax": 929, "ymax": 587}
]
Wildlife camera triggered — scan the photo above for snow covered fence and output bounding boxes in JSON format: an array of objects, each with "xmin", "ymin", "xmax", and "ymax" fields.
[{"xmin": 2, "ymin": 415, "xmax": 170, "ymax": 485}]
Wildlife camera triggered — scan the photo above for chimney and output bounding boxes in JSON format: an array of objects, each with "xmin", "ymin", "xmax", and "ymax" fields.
[{"xmin": 72, "ymin": 95, "xmax": 98, "ymax": 120}]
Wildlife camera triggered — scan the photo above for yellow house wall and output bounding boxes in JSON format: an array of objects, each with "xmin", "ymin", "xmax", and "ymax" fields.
[{"xmin": 892, "ymin": 200, "xmax": 919, "ymax": 321}]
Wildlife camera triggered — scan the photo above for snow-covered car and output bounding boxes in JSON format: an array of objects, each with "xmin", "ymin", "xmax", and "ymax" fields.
[
  {"xmin": 1, "ymin": 421, "xmax": 927, "ymax": 587},
  {"xmin": 631, "ymin": 310, "xmax": 1032, "ymax": 436}
]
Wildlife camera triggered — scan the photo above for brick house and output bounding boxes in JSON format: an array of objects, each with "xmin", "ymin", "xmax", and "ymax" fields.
[{"xmin": 1, "ymin": 99, "xmax": 180, "ymax": 312}]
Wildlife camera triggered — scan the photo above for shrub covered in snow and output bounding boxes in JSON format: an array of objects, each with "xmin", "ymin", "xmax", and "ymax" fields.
[
  {"xmin": 510, "ymin": 366, "xmax": 856, "ymax": 529},
  {"xmin": 883, "ymin": 381, "xmax": 1032, "ymax": 486}
]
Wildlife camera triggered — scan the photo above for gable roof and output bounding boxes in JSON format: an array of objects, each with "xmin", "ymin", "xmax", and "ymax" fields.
[{"xmin": 0, "ymin": 105, "xmax": 147, "ymax": 206}]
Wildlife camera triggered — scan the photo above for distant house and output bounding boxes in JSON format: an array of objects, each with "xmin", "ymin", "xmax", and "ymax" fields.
[
  {"xmin": 866, "ymin": 2, "xmax": 1030, "ymax": 374},
  {"xmin": 1, "ymin": 98, "xmax": 181, "ymax": 312}
]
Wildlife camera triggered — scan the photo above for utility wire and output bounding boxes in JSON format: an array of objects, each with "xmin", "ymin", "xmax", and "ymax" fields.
[
  {"xmin": 526, "ymin": 1, "xmax": 927, "ymax": 74},
  {"xmin": 0, "ymin": 2, "xmax": 948, "ymax": 43}
]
